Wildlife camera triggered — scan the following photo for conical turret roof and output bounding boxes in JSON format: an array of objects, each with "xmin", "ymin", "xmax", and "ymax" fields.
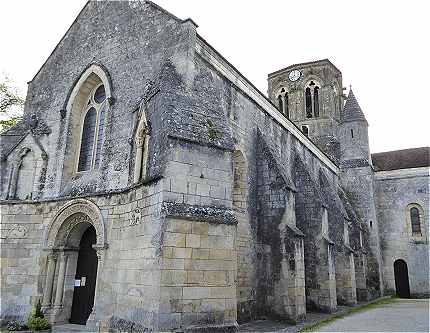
[{"xmin": 342, "ymin": 89, "xmax": 368, "ymax": 124}]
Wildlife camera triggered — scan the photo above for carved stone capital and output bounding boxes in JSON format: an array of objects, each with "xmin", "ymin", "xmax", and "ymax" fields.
[
  {"xmin": 93, "ymin": 243, "xmax": 109, "ymax": 260},
  {"xmin": 47, "ymin": 252, "xmax": 58, "ymax": 262}
]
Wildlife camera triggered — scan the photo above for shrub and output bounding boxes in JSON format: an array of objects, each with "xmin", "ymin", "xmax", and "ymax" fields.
[
  {"xmin": 27, "ymin": 317, "xmax": 50, "ymax": 331},
  {"xmin": 6, "ymin": 320, "xmax": 22, "ymax": 331},
  {"xmin": 27, "ymin": 300, "xmax": 50, "ymax": 331}
]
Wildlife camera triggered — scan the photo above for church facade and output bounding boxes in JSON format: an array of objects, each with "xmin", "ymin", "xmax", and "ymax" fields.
[{"xmin": 0, "ymin": 1, "xmax": 428, "ymax": 332}]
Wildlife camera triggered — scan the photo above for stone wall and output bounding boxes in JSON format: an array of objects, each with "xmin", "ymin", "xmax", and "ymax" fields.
[
  {"xmin": 0, "ymin": 180, "xmax": 164, "ymax": 331},
  {"xmin": 341, "ymin": 166, "xmax": 383, "ymax": 299},
  {"xmin": 159, "ymin": 218, "xmax": 237, "ymax": 331},
  {"xmin": 375, "ymin": 168, "xmax": 429, "ymax": 297}
]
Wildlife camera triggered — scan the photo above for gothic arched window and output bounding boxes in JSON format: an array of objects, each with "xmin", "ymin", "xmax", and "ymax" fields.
[
  {"xmin": 410, "ymin": 207, "xmax": 421, "ymax": 236},
  {"xmin": 77, "ymin": 84, "xmax": 107, "ymax": 172},
  {"xmin": 305, "ymin": 81, "xmax": 321, "ymax": 118}
]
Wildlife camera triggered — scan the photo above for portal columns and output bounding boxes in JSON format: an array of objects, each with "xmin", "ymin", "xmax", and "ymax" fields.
[
  {"xmin": 86, "ymin": 244, "xmax": 108, "ymax": 327},
  {"xmin": 53, "ymin": 252, "xmax": 69, "ymax": 309},
  {"xmin": 42, "ymin": 252, "xmax": 57, "ymax": 309}
]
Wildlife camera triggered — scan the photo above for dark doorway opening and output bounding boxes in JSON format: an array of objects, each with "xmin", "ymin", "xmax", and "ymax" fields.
[
  {"xmin": 70, "ymin": 226, "xmax": 98, "ymax": 325},
  {"xmin": 394, "ymin": 259, "xmax": 410, "ymax": 298}
]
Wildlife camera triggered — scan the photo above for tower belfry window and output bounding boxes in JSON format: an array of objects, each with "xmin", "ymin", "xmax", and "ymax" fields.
[
  {"xmin": 305, "ymin": 80, "xmax": 321, "ymax": 118},
  {"xmin": 277, "ymin": 88, "xmax": 290, "ymax": 118},
  {"xmin": 285, "ymin": 92, "xmax": 289, "ymax": 118},
  {"xmin": 313, "ymin": 86, "xmax": 319, "ymax": 117},
  {"xmin": 305, "ymin": 88, "xmax": 312, "ymax": 118},
  {"xmin": 278, "ymin": 95, "xmax": 284, "ymax": 113}
]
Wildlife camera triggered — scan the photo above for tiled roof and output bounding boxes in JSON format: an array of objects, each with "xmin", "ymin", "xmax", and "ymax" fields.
[
  {"xmin": 341, "ymin": 89, "xmax": 368, "ymax": 124},
  {"xmin": 372, "ymin": 147, "xmax": 430, "ymax": 171}
]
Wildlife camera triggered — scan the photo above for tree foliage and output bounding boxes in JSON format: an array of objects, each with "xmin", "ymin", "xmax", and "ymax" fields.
[{"xmin": 0, "ymin": 75, "xmax": 24, "ymax": 133}]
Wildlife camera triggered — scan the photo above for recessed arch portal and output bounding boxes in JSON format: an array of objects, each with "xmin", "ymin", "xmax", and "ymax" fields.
[
  {"xmin": 42, "ymin": 199, "xmax": 107, "ymax": 325},
  {"xmin": 45, "ymin": 199, "xmax": 106, "ymax": 248}
]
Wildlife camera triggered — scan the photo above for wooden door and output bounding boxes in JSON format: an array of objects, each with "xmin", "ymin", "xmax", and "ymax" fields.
[{"xmin": 70, "ymin": 226, "xmax": 98, "ymax": 325}]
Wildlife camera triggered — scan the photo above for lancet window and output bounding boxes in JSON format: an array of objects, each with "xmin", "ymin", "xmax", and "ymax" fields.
[{"xmin": 77, "ymin": 84, "xmax": 108, "ymax": 172}]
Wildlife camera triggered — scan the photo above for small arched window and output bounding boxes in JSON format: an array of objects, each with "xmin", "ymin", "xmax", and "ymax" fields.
[
  {"xmin": 77, "ymin": 84, "xmax": 107, "ymax": 172},
  {"xmin": 305, "ymin": 80, "xmax": 321, "ymax": 118},
  {"xmin": 406, "ymin": 204, "xmax": 426, "ymax": 240},
  {"xmin": 301, "ymin": 125, "xmax": 309, "ymax": 137},
  {"xmin": 410, "ymin": 207, "xmax": 421, "ymax": 236}
]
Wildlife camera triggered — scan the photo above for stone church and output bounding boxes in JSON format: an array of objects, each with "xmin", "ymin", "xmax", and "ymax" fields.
[{"xmin": 0, "ymin": 1, "xmax": 428, "ymax": 332}]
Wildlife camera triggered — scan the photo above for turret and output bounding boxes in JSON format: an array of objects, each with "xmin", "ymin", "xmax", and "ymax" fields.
[
  {"xmin": 339, "ymin": 88, "xmax": 384, "ymax": 298},
  {"xmin": 340, "ymin": 88, "xmax": 371, "ymax": 165}
]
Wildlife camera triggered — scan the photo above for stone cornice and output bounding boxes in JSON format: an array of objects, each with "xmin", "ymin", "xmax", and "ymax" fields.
[
  {"xmin": 162, "ymin": 201, "xmax": 237, "ymax": 225},
  {"xmin": 374, "ymin": 167, "xmax": 429, "ymax": 180}
]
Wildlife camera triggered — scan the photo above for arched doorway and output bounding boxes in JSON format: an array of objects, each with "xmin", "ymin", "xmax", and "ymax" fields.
[
  {"xmin": 43, "ymin": 199, "xmax": 107, "ymax": 326},
  {"xmin": 394, "ymin": 259, "xmax": 410, "ymax": 298},
  {"xmin": 70, "ymin": 226, "xmax": 98, "ymax": 324}
]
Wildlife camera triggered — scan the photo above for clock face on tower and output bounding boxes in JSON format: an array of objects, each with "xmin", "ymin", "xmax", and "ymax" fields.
[{"xmin": 288, "ymin": 69, "xmax": 301, "ymax": 82}]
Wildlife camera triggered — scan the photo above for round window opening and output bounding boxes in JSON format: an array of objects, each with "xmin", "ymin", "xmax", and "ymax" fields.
[{"xmin": 94, "ymin": 85, "xmax": 106, "ymax": 104}]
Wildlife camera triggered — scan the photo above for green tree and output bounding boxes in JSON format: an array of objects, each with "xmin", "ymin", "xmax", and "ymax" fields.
[{"xmin": 0, "ymin": 75, "xmax": 24, "ymax": 133}]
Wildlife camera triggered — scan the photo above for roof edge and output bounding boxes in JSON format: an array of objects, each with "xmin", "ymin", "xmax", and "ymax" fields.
[
  {"xmin": 28, "ymin": 0, "xmax": 193, "ymax": 85},
  {"xmin": 146, "ymin": 0, "xmax": 182, "ymax": 22},
  {"xmin": 28, "ymin": 1, "xmax": 90, "ymax": 84},
  {"xmin": 268, "ymin": 58, "xmax": 342, "ymax": 78},
  {"xmin": 371, "ymin": 147, "xmax": 430, "ymax": 156},
  {"xmin": 194, "ymin": 34, "xmax": 340, "ymax": 174}
]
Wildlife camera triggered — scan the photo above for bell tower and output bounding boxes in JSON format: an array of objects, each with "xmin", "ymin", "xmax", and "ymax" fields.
[{"xmin": 267, "ymin": 59, "xmax": 344, "ymax": 163}]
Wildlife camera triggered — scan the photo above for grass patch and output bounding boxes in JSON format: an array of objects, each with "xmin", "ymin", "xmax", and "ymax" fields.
[{"xmin": 299, "ymin": 296, "xmax": 399, "ymax": 332}]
